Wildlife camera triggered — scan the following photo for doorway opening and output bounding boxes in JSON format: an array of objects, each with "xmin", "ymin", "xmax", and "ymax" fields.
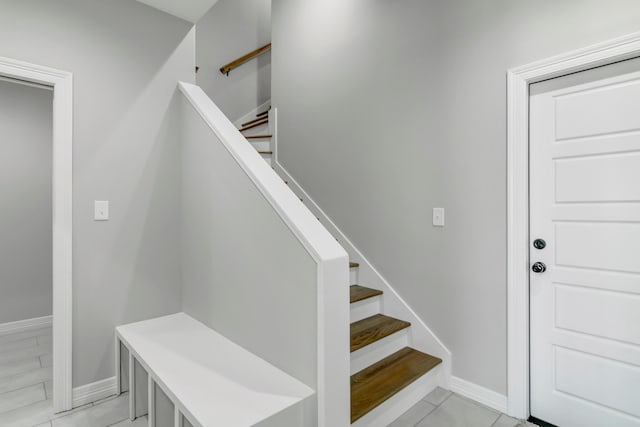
[{"xmin": 0, "ymin": 56, "xmax": 73, "ymax": 413}]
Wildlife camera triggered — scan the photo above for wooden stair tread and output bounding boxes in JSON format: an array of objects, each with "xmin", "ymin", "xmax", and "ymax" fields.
[
  {"xmin": 351, "ymin": 347, "xmax": 442, "ymax": 423},
  {"xmin": 350, "ymin": 285, "xmax": 382, "ymax": 304},
  {"xmin": 240, "ymin": 118, "xmax": 269, "ymax": 132},
  {"xmin": 246, "ymin": 134, "xmax": 272, "ymax": 139},
  {"xmin": 256, "ymin": 109, "xmax": 269, "ymax": 117},
  {"xmin": 349, "ymin": 261, "xmax": 359, "ymax": 268},
  {"xmin": 241, "ymin": 116, "xmax": 269, "ymax": 128},
  {"xmin": 351, "ymin": 314, "xmax": 410, "ymax": 352},
  {"xmin": 258, "ymin": 151, "xmax": 273, "ymax": 155}
]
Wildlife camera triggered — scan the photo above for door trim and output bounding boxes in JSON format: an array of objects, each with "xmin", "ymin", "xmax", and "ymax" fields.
[
  {"xmin": 506, "ymin": 31, "xmax": 640, "ymax": 419},
  {"xmin": 0, "ymin": 55, "xmax": 73, "ymax": 413}
]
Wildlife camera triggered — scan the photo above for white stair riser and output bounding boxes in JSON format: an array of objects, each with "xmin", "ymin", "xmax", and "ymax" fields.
[
  {"xmin": 350, "ymin": 267, "xmax": 358, "ymax": 285},
  {"xmin": 351, "ymin": 365, "xmax": 441, "ymax": 427},
  {"xmin": 350, "ymin": 297, "xmax": 381, "ymax": 323},
  {"xmin": 249, "ymin": 140, "xmax": 271, "ymax": 151},
  {"xmin": 351, "ymin": 329, "xmax": 409, "ymax": 375}
]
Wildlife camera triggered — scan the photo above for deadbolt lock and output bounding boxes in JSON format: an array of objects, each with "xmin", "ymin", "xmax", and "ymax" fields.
[{"xmin": 533, "ymin": 239, "xmax": 546, "ymax": 250}]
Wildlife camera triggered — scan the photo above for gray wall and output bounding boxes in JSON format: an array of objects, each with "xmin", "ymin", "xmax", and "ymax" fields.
[
  {"xmin": 196, "ymin": 0, "xmax": 271, "ymax": 120},
  {"xmin": 179, "ymin": 95, "xmax": 318, "ymax": 388},
  {"xmin": 0, "ymin": 0, "xmax": 194, "ymax": 386},
  {"xmin": 271, "ymin": 0, "xmax": 640, "ymax": 394},
  {"xmin": 0, "ymin": 80, "xmax": 53, "ymax": 324}
]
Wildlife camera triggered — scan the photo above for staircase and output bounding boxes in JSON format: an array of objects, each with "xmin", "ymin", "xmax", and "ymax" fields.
[
  {"xmin": 237, "ymin": 107, "xmax": 444, "ymax": 425},
  {"xmin": 237, "ymin": 107, "xmax": 273, "ymax": 165}
]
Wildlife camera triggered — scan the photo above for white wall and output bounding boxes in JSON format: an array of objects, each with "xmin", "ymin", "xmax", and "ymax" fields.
[
  {"xmin": 271, "ymin": 0, "xmax": 640, "ymax": 394},
  {"xmin": 0, "ymin": 0, "xmax": 195, "ymax": 387},
  {"xmin": 179, "ymin": 93, "xmax": 318, "ymax": 388},
  {"xmin": 196, "ymin": 0, "xmax": 271, "ymax": 120},
  {"xmin": 0, "ymin": 80, "xmax": 52, "ymax": 324}
]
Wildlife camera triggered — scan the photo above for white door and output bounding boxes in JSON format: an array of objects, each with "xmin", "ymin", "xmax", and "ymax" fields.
[{"xmin": 530, "ymin": 58, "xmax": 640, "ymax": 427}]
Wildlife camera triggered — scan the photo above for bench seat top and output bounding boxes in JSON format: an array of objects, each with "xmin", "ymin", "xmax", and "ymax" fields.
[{"xmin": 116, "ymin": 312, "xmax": 314, "ymax": 427}]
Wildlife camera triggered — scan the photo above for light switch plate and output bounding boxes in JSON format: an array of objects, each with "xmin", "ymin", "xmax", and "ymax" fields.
[
  {"xmin": 433, "ymin": 207, "xmax": 445, "ymax": 227},
  {"xmin": 94, "ymin": 200, "xmax": 109, "ymax": 221}
]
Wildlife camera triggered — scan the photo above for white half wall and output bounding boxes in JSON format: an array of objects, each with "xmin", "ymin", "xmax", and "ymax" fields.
[{"xmin": 179, "ymin": 83, "xmax": 350, "ymax": 426}]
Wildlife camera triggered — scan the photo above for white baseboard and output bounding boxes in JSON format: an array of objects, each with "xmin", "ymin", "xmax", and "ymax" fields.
[
  {"xmin": 449, "ymin": 376, "xmax": 507, "ymax": 413},
  {"xmin": 0, "ymin": 315, "xmax": 53, "ymax": 336},
  {"xmin": 72, "ymin": 377, "xmax": 118, "ymax": 408}
]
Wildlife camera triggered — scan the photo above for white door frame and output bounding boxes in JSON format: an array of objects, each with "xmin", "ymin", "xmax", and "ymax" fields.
[
  {"xmin": 0, "ymin": 56, "xmax": 73, "ymax": 413},
  {"xmin": 506, "ymin": 31, "xmax": 640, "ymax": 419}
]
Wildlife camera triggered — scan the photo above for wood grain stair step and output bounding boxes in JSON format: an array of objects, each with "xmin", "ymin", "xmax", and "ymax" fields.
[
  {"xmin": 349, "ymin": 261, "xmax": 359, "ymax": 268},
  {"xmin": 258, "ymin": 151, "xmax": 273, "ymax": 155},
  {"xmin": 242, "ymin": 116, "xmax": 269, "ymax": 128},
  {"xmin": 350, "ymin": 285, "xmax": 383, "ymax": 304},
  {"xmin": 256, "ymin": 109, "xmax": 269, "ymax": 118},
  {"xmin": 351, "ymin": 314, "xmax": 410, "ymax": 352},
  {"xmin": 240, "ymin": 118, "xmax": 269, "ymax": 132},
  {"xmin": 246, "ymin": 134, "xmax": 272, "ymax": 139},
  {"xmin": 351, "ymin": 347, "xmax": 442, "ymax": 423}
]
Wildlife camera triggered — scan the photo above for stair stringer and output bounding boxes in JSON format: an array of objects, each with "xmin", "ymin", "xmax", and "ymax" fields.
[{"xmin": 272, "ymin": 137, "xmax": 450, "ymax": 382}]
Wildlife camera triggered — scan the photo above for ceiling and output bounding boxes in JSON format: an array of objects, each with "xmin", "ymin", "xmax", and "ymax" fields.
[{"xmin": 136, "ymin": 0, "xmax": 219, "ymax": 23}]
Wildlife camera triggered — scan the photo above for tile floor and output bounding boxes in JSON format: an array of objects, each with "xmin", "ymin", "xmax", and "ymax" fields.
[
  {"xmin": 1, "ymin": 327, "xmax": 532, "ymax": 426},
  {"xmin": 0, "ymin": 327, "xmax": 144, "ymax": 427},
  {"xmin": 389, "ymin": 387, "xmax": 532, "ymax": 427}
]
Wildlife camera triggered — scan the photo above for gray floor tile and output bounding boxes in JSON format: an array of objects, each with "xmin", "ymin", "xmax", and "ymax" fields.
[
  {"xmin": 36, "ymin": 335, "xmax": 52, "ymax": 346},
  {"xmin": 0, "ymin": 398, "xmax": 53, "ymax": 427},
  {"xmin": 0, "ymin": 343, "xmax": 52, "ymax": 365},
  {"xmin": 389, "ymin": 400, "xmax": 437, "ymax": 426},
  {"xmin": 0, "ymin": 357, "xmax": 41, "ymax": 379},
  {"xmin": 52, "ymin": 394, "xmax": 129, "ymax": 427},
  {"xmin": 44, "ymin": 381, "xmax": 53, "ymax": 400},
  {"xmin": 423, "ymin": 387, "xmax": 452, "ymax": 406},
  {"xmin": 0, "ymin": 338, "xmax": 38, "ymax": 354},
  {"xmin": 0, "ymin": 328, "xmax": 51, "ymax": 345},
  {"xmin": 108, "ymin": 415, "xmax": 148, "ymax": 426},
  {"xmin": 0, "ymin": 367, "xmax": 52, "ymax": 394},
  {"xmin": 49, "ymin": 402, "xmax": 94, "ymax": 421},
  {"xmin": 491, "ymin": 414, "xmax": 525, "ymax": 427},
  {"xmin": 40, "ymin": 354, "xmax": 53, "ymax": 368},
  {"xmin": 416, "ymin": 394, "xmax": 500, "ymax": 427},
  {"xmin": 0, "ymin": 383, "xmax": 46, "ymax": 413}
]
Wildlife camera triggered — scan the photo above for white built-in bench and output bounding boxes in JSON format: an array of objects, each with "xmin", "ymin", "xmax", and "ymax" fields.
[{"xmin": 115, "ymin": 313, "xmax": 314, "ymax": 427}]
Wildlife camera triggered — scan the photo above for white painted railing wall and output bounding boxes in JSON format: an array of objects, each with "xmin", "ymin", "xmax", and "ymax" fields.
[{"xmin": 178, "ymin": 82, "xmax": 350, "ymax": 427}]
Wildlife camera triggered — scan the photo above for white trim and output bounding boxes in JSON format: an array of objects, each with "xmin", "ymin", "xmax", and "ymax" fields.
[
  {"xmin": 0, "ymin": 55, "xmax": 73, "ymax": 414},
  {"xmin": 0, "ymin": 315, "xmax": 53, "ymax": 336},
  {"xmin": 148, "ymin": 376, "xmax": 156, "ymax": 426},
  {"xmin": 72, "ymin": 377, "xmax": 117, "ymax": 408},
  {"xmin": 506, "ymin": 31, "xmax": 640, "ymax": 419},
  {"xmin": 450, "ymin": 376, "xmax": 508, "ymax": 414},
  {"xmin": 178, "ymin": 82, "xmax": 350, "ymax": 427},
  {"xmin": 272, "ymin": 138, "xmax": 452, "ymax": 386}
]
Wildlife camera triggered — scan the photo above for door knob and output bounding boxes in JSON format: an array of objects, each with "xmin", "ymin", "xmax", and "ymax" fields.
[
  {"xmin": 533, "ymin": 239, "xmax": 546, "ymax": 250},
  {"xmin": 532, "ymin": 262, "xmax": 546, "ymax": 273}
]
